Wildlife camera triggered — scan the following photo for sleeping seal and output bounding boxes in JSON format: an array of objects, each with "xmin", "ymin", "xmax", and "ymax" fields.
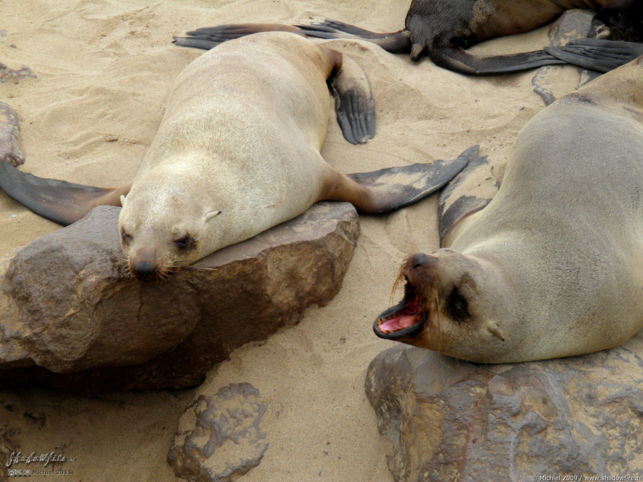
[
  {"xmin": 373, "ymin": 55, "xmax": 643, "ymax": 362},
  {"xmin": 173, "ymin": 0, "xmax": 642, "ymax": 74},
  {"xmin": 0, "ymin": 33, "xmax": 470, "ymax": 280}
]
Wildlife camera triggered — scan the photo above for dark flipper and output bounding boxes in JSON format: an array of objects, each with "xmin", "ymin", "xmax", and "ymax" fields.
[
  {"xmin": 173, "ymin": 23, "xmax": 304, "ymax": 50},
  {"xmin": 0, "ymin": 162, "xmax": 127, "ymax": 225},
  {"xmin": 430, "ymin": 46, "xmax": 567, "ymax": 75},
  {"xmin": 348, "ymin": 146, "xmax": 477, "ymax": 214},
  {"xmin": 173, "ymin": 20, "xmax": 412, "ymax": 54},
  {"xmin": 438, "ymin": 146, "xmax": 498, "ymax": 246},
  {"xmin": 298, "ymin": 19, "xmax": 389, "ymax": 39},
  {"xmin": 328, "ymin": 55, "xmax": 376, "ymax": 144},
  {"xmin": 545, "ymin": 38, "xmax": 643, "ymax": 73},
  {"xmin": 296, "ymin": 19, "xmax": 411, "ymax": 54}
]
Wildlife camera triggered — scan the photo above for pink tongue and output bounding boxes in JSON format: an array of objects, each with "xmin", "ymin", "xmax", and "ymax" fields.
[{"xmin": 379, "ymin": 315, "xmax": 417, "ymax": 333}]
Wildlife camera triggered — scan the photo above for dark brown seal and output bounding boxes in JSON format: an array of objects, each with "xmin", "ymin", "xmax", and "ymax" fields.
[{"xmin": 174, "ymin": 0, "xmax": 642, "ymax": 74}]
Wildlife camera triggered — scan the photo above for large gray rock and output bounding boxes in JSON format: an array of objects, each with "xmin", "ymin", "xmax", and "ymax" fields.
[
  {"xmin": 0, "ymin": 202, "xmax": 359, "ymax": 391},
  {"xmin": 168, "ymin": 383, "xmax": 268, "ymax": 481},
  {"xmin": 365, "ymin": 333, "xmax": 643, "ymax": 481}
]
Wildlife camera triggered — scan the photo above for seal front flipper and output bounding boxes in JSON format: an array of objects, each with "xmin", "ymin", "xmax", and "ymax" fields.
[
  {"xmin": 545, "ymin": 39, "xmax": 643, "ymax": 73},
  {"xmin": 327, "ymin": 147, "xmax": 474, "ymax": 214},
  {"xmin": 430, "ymin": 46, "xmax": 566, "ymax": 75},
  {"xmin": 0, "ymin": 162, "xmax": 129, "ymax": 225},
  {"xmin": 328, "ymin": 54, "xmax": 376, "ymax": 145},
  {"xmin": 173, "ymin": 24, "xmax": 305, "ymax": 50},
  {"xmin": 437, "ymin": 146, "xmax": 498, "ymax": 247}
]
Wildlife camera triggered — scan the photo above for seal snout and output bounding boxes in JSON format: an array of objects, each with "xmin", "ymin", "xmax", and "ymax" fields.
[
  {"xmin": 403, "ymin": 252, "xmax": 439, "ymax": 281},
  {"xmin": 127, "ymin": 250, "xmax": 170, "ymax": 281},
  {"xmin": 132, "ymin": 261, "xmax": 160, "ymax": 281}
]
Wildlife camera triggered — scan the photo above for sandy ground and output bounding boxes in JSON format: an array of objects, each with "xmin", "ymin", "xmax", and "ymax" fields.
[{"xmin": 0, "ymin": 1, "xmax": 585, "ymax": 480}]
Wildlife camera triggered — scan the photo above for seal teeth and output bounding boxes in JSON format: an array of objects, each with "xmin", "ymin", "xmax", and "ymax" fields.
[{"xmin": 375, "ymin": 278, "xmax": 427, "ymax": 336}]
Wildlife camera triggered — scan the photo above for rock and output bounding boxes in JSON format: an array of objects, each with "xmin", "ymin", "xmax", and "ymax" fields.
[
  {"xmin": 532, "ymin": 9, "xmax": 600, "ymax": 106},
  {"xmin": 0, "ymin": 202, "xmax": 359, "ymax": 391},
  {"xmin": 365, "ymin": 332, "xmax": 643, "ymax": 481},
  {"xmin": 0, "ymin": 102, "xmax": 25, "ymax": 167},
  {"xmin": 0, "ymin": 63, "xmax": 36, "ymax": 84},
  {"xmin": 168, "ymin": 383, "xmax": 268, "ymax": 481}
]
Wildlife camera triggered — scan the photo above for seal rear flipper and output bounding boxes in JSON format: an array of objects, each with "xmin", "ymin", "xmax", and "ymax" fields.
[
  {"xmin": 344, "ymin": 147, "xmax": 476, "ymax": 214},
  {"xmin": 0, "ymin": 162, "xmax": 128, "ymax": 225},
  {"xmin": 431, "ymin": 46, "xmax": 566, "ymax": 75},
  {"xmin": 545, "ymin": 39, "xmax": 643, "ymax": 73},
  {"xmin": 328, "ymin": 55, "xmax": 376, "ymax": 144},
  {"xmin": 296, "ymin": 19, "xmax": 411, "ymax": 54},
  {"xmin": 173, "ymin": 23, "xmax": 304, "ymax": 50},
  {"xmin": 438, "ymin": 146, "xmax": 498, "ymax": 247}
]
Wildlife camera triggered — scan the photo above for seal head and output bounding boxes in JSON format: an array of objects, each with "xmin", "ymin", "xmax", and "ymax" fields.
[
  {"xmin": 374, "ymin": 250, "xmax": 508, "ymax": 361},
  {"xmin": 118, "ymin": 159, "xmax": 224, "ymax": 280}
]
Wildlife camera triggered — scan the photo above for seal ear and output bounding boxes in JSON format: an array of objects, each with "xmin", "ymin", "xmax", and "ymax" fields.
[
  {"xmin": 487, "ymin": 321, "xmax": 505, "ymax": 342},
  {"xmin": 203, "ymin": 210, "xmax": 222, "ymax": 223}
]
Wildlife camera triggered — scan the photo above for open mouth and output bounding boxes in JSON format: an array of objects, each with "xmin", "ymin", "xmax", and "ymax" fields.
[{"xmin": 373, "ymin": 278, "xmax": 427, "ymax": 339}]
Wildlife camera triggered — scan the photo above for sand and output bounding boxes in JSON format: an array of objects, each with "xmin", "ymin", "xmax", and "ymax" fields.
[{"xmin": 0, "ymin": 1, "xmax": 584, "ymax": 480}]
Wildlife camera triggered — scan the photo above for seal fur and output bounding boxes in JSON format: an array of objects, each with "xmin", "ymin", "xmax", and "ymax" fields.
[{"xmin": 374, "ymin": 56, "xmax": 643, "ymax": 362}]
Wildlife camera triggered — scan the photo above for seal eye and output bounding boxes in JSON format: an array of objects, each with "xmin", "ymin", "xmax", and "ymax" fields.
[
  {"xmin": 446, "ymin": 286, "xmax": 469, "ymax": 323},
  {"xmin": 121, "ymin": 229, "xmax": 132, "ymax": 245},
  {"xmin": 174, "ymin": 234, "xmax": 196, "ymax": 251}
]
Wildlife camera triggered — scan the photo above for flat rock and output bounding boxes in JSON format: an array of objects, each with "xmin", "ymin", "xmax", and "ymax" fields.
[
  {"xmin": 0, "ymin": 202, "xmax": 359, "ymax": 391},
  {"xmin": 168, "ymin": 383, "xmax": 268, "ymax": 481},
  {"xmin": 531, "ymin": 9, "xmax": 600, "ymax": 106},
  {"xmin": 365, "ymin": 333, "xmax": 643, "ymax": 481}
]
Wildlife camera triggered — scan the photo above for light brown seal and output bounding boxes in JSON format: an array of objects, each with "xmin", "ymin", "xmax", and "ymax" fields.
[
  {"xmin": 0, "ymin": 33, "xmax": 471, "ymax": 280},
  {"xmin": 373, "ymin": 55, "xmax": 643, "ymax": 362},
  {"xmin": 173, "ymin": 0, "xmax": 642, "ymax": 74}
]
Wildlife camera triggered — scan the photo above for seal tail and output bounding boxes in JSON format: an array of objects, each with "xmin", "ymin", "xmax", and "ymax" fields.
[
  {"xmin": 172, "ymin": 20, "xmax": 411, "ymax": 54},
  {"xmin": 437, "ymin": 146, "xmax": 497, "ymax": 247},
  {"xmin": 0, "ymin": 161, "xmax": 128, "ymax": 226},
  {"xmin": 545, "ymin": 38, "xmax": 643, "ymax": 73}
]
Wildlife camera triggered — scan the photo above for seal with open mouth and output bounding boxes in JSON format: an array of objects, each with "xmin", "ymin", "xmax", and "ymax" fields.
[{"xmin": 374, "ymin": 55, "xmax": 643, "ymax": 363}]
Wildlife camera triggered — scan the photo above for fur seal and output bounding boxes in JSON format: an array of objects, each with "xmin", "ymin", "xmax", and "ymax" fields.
[
  {"xmin": 373, "ymin": 55, "xmax": 643, "ymax": 363},
  {"xmin": 173, "ymin": 0, "xmax": 642, "ymax": 74},
  {"xmin": 0, "ymin": 33, "xmax": 471, "ymax": 280}
]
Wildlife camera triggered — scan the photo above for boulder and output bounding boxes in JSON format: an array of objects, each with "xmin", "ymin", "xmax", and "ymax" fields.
[
  {"xmin": 365, "ymin": 333, "xmax": 643, "ymax": 481},
  {"xmin": 0, "ymin": 202, "xmax": 359, "ymax": 391},
  {"xmin": 168, "ymin": 383, "xmax": 268, "ymax": 482}
]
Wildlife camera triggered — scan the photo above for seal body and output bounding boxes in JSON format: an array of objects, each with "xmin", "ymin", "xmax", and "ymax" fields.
[{"xmin": 374, "ymin": 56, "xmax": 643, "ymax": 362}]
